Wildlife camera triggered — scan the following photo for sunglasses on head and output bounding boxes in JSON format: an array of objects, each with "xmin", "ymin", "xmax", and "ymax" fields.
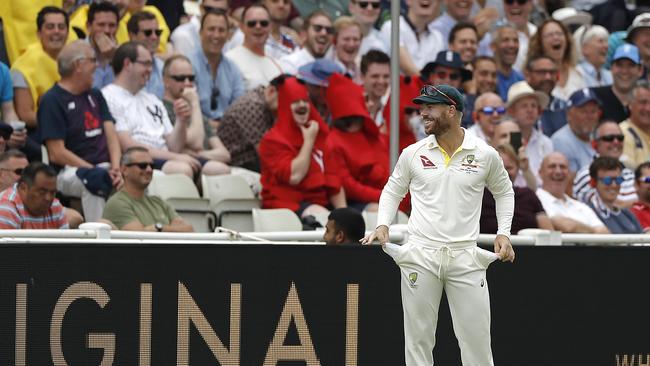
[
  {"xmin": 211, "ymin": 87, "xmax": 221, "ymax": 110},
  {"xmin": 169, "ymin": 74, "xmax": 195, "ymax": 82},
  {"xmin": 434, "ymin": 70, "xmax": 460, "ymax": 81},
  {"xmin": 479, "ymin": 106, "xmax": 506, "ymax": 115},
  {"xmin": 246, "ymin": 19, "xmax": 270, "ymax": 28},
  {"xmin": 598, "ymin": 134, "xmax": 625, "ymax": 142},
  {"xmin": 311, "ymin": 24, "xmax": 335, "ymax": 35},
  {"xmin": 356, "ymin": 1, "xmax": 381, "ymax": 8},
  {"xmin": 598, "ymin": 175, "xmax": 624, "ymax": 185},
  {"xmin": 0, "ymin": 168, "xmax": 23, "ymax": 175},
  {"xmin": 420, "ymin": 85, "xmax": 458, "ymax": 107},
  {"xmin": 126, "ymin": 162, "xmax": 154, "ymax": 170},
  {"xmin": 141, "ymin": 29, "xmax": 163, "ymax": 37},
  {"xmin": 504, "ymin": 0, "xmax": 529, "ymax": 5}
]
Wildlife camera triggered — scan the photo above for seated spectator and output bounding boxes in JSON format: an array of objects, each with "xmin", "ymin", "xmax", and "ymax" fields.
[
  {"xmin": 326, "ymin": 73, "xmax": 388, "ymax": 212},
  {"xmin": 127, "ymin": 10, "xmax": 165, "ymax": 98},
  {"xmin": 480, "ymin": 144, "xmax": 553, "ymax": 234},
  {"xmin": 85, "ymin": 2, "xmax": 120, "ymax": 90},
  {"xmin": 323, "ymin": 207, "xmax": 365, "ymax": 245},
  {"xmin": 297, "ymin": 59, "xmax": 344, "ymax": 122},
  {"xmin": 189, "ymin": 8, "xmax": 246, "ymax": 127},
  {"xmin": 573, "ymin": 121, "xmax": 637, "ymax": 208},
  {"xmin": 536, "ymin": 152, "xmax": 609, "ymax": 233},
  {"xmin": 551, "ymin": 88, "xmax": 600, "ymax": 174},
  {"xmin": 330, "ymin": 17, "xmax": 363, "ymax": 84},
  {"xmin": 217, "ymin": 74, "xmax": 283, "ymax": 172},
  {"xmin": 524, "ymin": 56, "xmax": 568, "ymax": 137},
  {"xmin": 162, "ymin": 55, "xmax": 231, "ymax": 173},
  {"xmin": 121, "ymin": 0, "xmax": 171, "ymax": 55},
  {"xmin": 431, "ymin": 0, "xmax": 474, "ymax": 48},
  {"xmin": 0, "ymin": 61, "xmax": 19, "ymax": 124},
  {"xmin": 574, "ymin": 25, "xmax": 612, "ymax": 88},
  {"xmin": 621, "ymin": 80, "xmax": 650, "ymax": 169},
  {"xmin": 448, "ymin": 22, "xmax": 479, "ymax": 67},
  {"xmin": 103, "ymin": 42, "xmax": 225, "ymax": 178},
  {"xmin": 102, "ymin": 146, "xmax": 194, "ymax": 232},
  {"xmin": 420, "ymin": 51, "xmax": 471, "ymax": 91},
  {"xmin": 259, "ymin": 77, "xmax": 345, "ymax": 218},
  {"xmin": 490, "ymin": 22, "xmax": 524, "ymax": 101},
  {"xmin": 226, "ymin": 4, "xmax": 283, "ymax": 91},
  {"xmin": 492, "ymin": 119, "xmax": 536, "ymax": 190},
  {"xmin": 280, "ymin": 11, "xmax": 334, "ymax": 75},
  {"xmin": 360, "ymin": 50, "xmax": 390, "ymax": 126},
  {"xmin": 631, "ymin": 162, "xmax": 650, "ymax": 232},
  {"xmin": 463, "ymin": 56, "xmax": 497, "ymax": 127},
  {"xmin": 587, "ymin": 157, "xmax": 643, "ymax": 234},
  {"xmin": 468, "ymin": 92, "xmax": 505, "ymax": 143},
  {"xmin": 0, "ymin": 163, "xmax": 68, "ymax": 229},
  {"xmin": 347, "ymin": 0, "xmax": 384, "ymax": 56},
  {"xmin": 261, "ymin": 0, "xmax": 300, "ymax": 59},
  {"xmin": 592, "ymin": 44, "xmax": 641, "ymax": 123},
  {"xmin": 39, "ymin": 40, "xmax": 122, "ymax": 222}
]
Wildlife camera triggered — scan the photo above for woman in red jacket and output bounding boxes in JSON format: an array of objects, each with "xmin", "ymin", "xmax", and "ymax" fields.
[
  {"xmin": 326, "ymin": 73, "xmax": 389, "ymax": 212},
  {"xmin": 258, "ymin": 77, "xmax": 345, "ymax": 217}
]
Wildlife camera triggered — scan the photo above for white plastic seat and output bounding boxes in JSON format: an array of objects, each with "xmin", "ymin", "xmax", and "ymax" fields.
[
  {"xmin": 148, "ymin": 174, "xmax": 214, "ymax": 232},
  {"xmin": 252, "ymin": 208, "xmax": 302, "ymax": 232},
  {"xmin": 362, "ymin": 210, "xmax": 409, "ymax": 231},
  {"xmin": 201, "ymin": 174, "xmax": 260, "ymax": 232}
]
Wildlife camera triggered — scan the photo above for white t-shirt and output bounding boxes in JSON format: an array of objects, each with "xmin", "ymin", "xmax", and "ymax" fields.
[
  {"xmin": 101, "ymin": 84, "xmax": 173, "ymax": 150},
  {"xmin": 278, "ymin": 47, "xmax": 316, "ymax": 76},
  {"xmin": 359, "ymin": 28, "xmax": 386, "ymax": 57},
  {"xmin": 379, "ymin": 15, "xmax": 445, "ymax": 72},
  {"xmin": 226, "ymin": 45, "xmax": 283, "ymax": 90},
  {"xmin": 536, "ymin": 188, "xmax": 605, "ymax": 228}
]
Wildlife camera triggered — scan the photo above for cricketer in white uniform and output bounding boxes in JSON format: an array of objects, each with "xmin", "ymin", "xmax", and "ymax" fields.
[{"xmin": 362, "ymin": 84, "xmax": 516, "ymax": 366}]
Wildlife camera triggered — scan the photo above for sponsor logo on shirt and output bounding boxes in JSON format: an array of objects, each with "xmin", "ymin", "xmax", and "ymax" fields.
[
  {"xmin": 419, "ymin": 155, "xmax": 436, "ymax": 169},
  {"xmin": 460, "ymin": 154, "xmax": 480, "ymax": 174},
  {"xmin": 83, "ymin": 111, "xmax": 102, "ymax": 138}
]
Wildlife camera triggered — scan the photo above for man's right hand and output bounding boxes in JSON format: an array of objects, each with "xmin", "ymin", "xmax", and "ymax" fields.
[
  {"xmin": 175, "ymin": 153, "xmax": 201, "ymax": 172},
  {"xmin": 94, "ymin": 33, "xmax": 117, "ymax": 58},
  {"xmin": 361, "ymin": 225, "xmax": 389, "ymax": 245},
  {"xmin": 300, "ymin": 120, "xmax": 319, "ymax": 142}
]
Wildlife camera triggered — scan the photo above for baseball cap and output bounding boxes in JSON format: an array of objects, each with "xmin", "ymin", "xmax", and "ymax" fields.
[
  {"xmin": 612, "ymin": 44, "xmax": 641, "ymax": 64},
  {"xmin": 413, "ymin": 84, "xmax": 464, "ymax": 112},
  {"xmin": 626, "ymin": 13, "xmax": 650, "ymax": 42},
  {"xmin": 297, "ymin": 59, "xmax": 344, "ymax": 87},
  {"xmin": 420, "ymin": 51, "xmax": 472, "ymax": 82},
  {"xmin": 567, "ymin": 88, "xmax": 602, "ymax": 108}
]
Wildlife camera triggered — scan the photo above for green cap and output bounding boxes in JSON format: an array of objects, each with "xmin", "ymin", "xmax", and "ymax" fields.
[{"xmin": 413, "ymin": 84, "xmax": 464, "ymax": 112}]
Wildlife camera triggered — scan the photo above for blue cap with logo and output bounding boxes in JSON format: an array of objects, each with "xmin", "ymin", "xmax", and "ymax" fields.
[
  {"xmin": 297, "ymin": 59, "xmax": 344, "ymax": 87},
  {"xmin": 612, "ymin": 44, "xmax": 641, "ymax": 64},
  {"xmin": 567, "ymin": 88, "xmax": 602, "ymax": 108}
]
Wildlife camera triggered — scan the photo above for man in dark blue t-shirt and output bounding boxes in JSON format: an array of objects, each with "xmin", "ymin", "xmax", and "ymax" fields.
[{"xmin": 38, "ymin": 40, "xmax": 122, "ymax": 222}]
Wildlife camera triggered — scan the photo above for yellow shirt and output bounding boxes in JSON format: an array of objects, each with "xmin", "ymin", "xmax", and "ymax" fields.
[
  {"xmin": 69, "ymin": 4, "xmax": 170, "ymax": 54},
  {"xmin": 620, "ymin": 119, "xmax": 650, "ymax": 169},
  {"xmin": 10, "ymin": 42, "xmax": 60, "ymax": 111}
]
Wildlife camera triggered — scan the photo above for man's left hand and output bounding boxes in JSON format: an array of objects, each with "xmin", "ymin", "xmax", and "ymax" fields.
[
  {"xmin": 7, "ymin": 131, "xmax": 26, "ymax": 149},
  {"xmin": 108, "ymin": 167, "xmax": 122, "ymax": 189},
  {"xmin": 494, "ymin": 234, "xmax": 515, "ymax": 262}
]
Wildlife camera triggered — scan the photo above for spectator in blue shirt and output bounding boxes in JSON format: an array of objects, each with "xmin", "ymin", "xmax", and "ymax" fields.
[
  {"xmin": 491, "ymin": 22, "xmax": 524, "ymax": 101},
  {"xmin": 188, "ymin": 8, "xmax": 245, "ymax": 134},
  {"xmin": 127, "ymin": 10, "xmax": 164, "ymax": 99}
]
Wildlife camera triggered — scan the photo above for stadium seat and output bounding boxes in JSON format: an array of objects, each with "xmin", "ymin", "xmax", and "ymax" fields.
[
  {"xmin": 201, "ymin": 174, "xmax": 260, "ymax": 232},
  {"xmin": 148, "ymin": 174, "xmax": 215, "ymax": 232},
  {"xmin": 362, "ymin": 210, "xmax": 409, "ymax": 231},
  {"xmin": 252, "ymin": 208, "xmax": 302, "ymax": 232}
]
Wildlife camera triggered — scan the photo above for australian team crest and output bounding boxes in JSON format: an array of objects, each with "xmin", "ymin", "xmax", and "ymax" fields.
[
  {"xmin": 460, "ymin": 153, "xmax": 480, "ymax": 173},
  {"xmin": 466, "ymin": 154, "xmax": 475, "ymax": 164},
  {"xmin": 408, "ymin": 272, "xmax": 418, "ymax": 288}
]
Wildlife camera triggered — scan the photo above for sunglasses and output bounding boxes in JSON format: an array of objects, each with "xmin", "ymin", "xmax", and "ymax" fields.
[
  {"xmin": 141, "ymin": 29, "xmax": 163, "ymax": 37},
  {"xmin": 246, "ymin": 19, "xmax": 270, "ymax": 28},
  {"xmin": 504, "ymin": 0, "xmax": 529, "ymax": 4},
  {"xmin": 169, "ymin": 74, "xmax": 195, "ymax": 82},
  {"xmin": 434, "ymin": 71, "xmax": 461, "ymax": 81},
  {"xmin": 598, "ymin": 134, "xmax": 625, "ymax": 142},
  {"xmin": 598, "ymin": 176, "xmax": 624, "ymax": 185},
  {"xmin": 311, "ymin": 24, "xmax": 335, "ymax": 35},
  {"xmin": 420, "ymin": 85, "xmax": 458, "ymax": 107},
  {"xmin": 639, "ymin": 176, "xmax": 650, "ymax": 183},
  {"xmin": 126, "ymin": 162, "xmax": 154, "ymax": 170},
  {"xmin": 355, "ymin": 1, "xmax": 381, "ymax": 8},
  {"xmin": 480, "ymin": 106, "xmax": 506, "ymax": 115},
  {"xmin": 0, "ymin": 168, "xmax": 23, "ymax": 175},
  {"xmin": 211, "ymin": 87, "xmax": 220, "ymax": 110}
]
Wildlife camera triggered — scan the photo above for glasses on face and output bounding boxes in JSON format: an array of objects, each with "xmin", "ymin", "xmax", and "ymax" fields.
[
  {"xmin": 246, "ymin": 19, "xmax": 270, "ymax": 28},
  {"xmin": 504, "ymin": 0, "xmax": 529, "ymax": 4},
  {"xmin": 126, "ymin": 162, "xmax": 154, "ymax": 170},
  {"xmin": 311, "ymin": 24, "xmax": 335, "ymax": 35},
  {"xmin": 211, "ymin": 87, "xmax": 221, "ymax": 110},
  {"xmin": 134, "ymin": 59, "xmax": 153, "ymax": 67},
  {"xmin": 479, "ymin": 106, "xmax": 506, "ymax": 115},
  {"xmin": 169, "ymin": 74, "xmax": 195, "ymax": 82},
  {"xmin": 0, "ymin": 168, "xmax": 23, "ymax": 175},
  {"xmin": 420, "ymin": 85, "xmax": 458, "ymax": 107},
  {"xmin": 355, "ymin": 1, "xmax": 381, "ymax": 9},
  {"xmin": 543, "ymin": 31, "xmax": 565, "ymax": 40},
  {"xmin": 598, "ymin": 175, "xmax": 624, "ymax": 186},
  {"xmin": 141, "ymin": 29, "xmax": 163, "ymax": 37},
  {"xmin": 598, "ymin": 134, "xmax": 625, "ymax": 142},
  {"xmin": 434, "ymin": 71, "xmax": 460, "ymax": 81}
]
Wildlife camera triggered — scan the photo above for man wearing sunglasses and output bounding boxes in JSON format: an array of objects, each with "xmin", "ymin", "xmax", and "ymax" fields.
[
  {"xmin": 102, "ymin": 146, "xmax": 193, "ymax": 232},
  {"xmin": 468, "ymin": 92, "xmax": 505, "ymax": 143},
  {"xmin": 586, "ymin": 156, "xmax": 644, "ymax": 234},
  {"xmin": 279, "ymin": 10, "xmax": 335, "ymax": 75},
  {"xmin": 127, "ymin": 11, "xmax": 165, "ymax": 99},
  {"xmin": 631, "ymin": 162, "xmax": 650, "ymax": 231},
  {"xmin": 348, "ymin": 0, "xmax": 384, "ymax": 57},
  {"xmin": 362, "ymin": 84, "xmax": 515, "ymax": 366},
  {"xmin": 573, "ymin": 121, "xmax": 637, "ymax": 209}
]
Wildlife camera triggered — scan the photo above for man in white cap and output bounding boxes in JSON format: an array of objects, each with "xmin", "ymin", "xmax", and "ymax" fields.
[{"xmin": 626, "ymin": 13, "xmax": 650, "ymax": 75}]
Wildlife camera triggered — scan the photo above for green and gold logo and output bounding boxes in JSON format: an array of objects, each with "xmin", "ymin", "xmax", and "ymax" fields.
[{"xmin": 408, "ymin": 272, "xmax": 418, "ymax": 286}]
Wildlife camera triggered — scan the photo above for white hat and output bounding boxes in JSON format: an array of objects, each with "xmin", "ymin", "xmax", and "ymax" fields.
[
  {"xmin": 627, "ymin": 13, "xmax": 650, "ymax": 42},
  {"xmin": 552, "ymin": 7, "xmax": 592, "ymax": 27},
  {"xmin": 506, "ymin": 81, "xmax": 550, "ymax": 110}
]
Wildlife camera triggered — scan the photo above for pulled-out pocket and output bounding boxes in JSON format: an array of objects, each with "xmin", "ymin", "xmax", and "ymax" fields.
[
  {"xmin": 383, "ymin": 242, "xmax": 411, "ymax": 264},
  {"xmin": 471, "ymin": 246, "xmax": 499, "ymax": 269}
]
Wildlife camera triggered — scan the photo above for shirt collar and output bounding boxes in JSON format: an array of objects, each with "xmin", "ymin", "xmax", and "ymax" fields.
[
  {"xmin": 590, "ymin": 194, "xmax": 619, "ymax": 218},
  {"xmin": 425, "ymin": 128, "xmax": 476, "ymax": 150}
]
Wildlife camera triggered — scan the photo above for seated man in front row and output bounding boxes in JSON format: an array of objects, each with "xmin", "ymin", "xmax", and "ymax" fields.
[
  {"xmin": 323, "ymin": 207, "xmax": 365, "ymax": 246},
  {"xmin": 102, "ymin": 146, "xmax": 193, "ymax": 232}
]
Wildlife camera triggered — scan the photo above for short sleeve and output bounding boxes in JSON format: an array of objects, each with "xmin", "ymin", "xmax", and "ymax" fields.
[
  {"xmin": 92, "ymin": 89, "xmax": 114, "ymax": 123},
  {"xmin": 0, "ymin": 62, "xmax": 13, "ymax": 102},
  {"xmin": 38, "ymin": 89, "xmax": 67, "ymax": 141},
  {"xmin": 102, "ymin": 193, "xmax": 139, "ymax": 229}
]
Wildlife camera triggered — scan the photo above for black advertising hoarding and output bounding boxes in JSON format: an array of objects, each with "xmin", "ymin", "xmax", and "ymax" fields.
[{"xmin": 0, "ymin": 243, "xmax": 649, "ymax": 366}]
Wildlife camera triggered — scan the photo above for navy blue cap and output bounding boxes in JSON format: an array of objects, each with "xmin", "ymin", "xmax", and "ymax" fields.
[
  {"xmin": 567, "ymin": 88, "xmax": 602, "ymax": 108},
  {"xmin": 75, "ymin": 167, "xmax": 113, "ymax": 199},
  {"xmin": 297, "ymin": 59, "xmax": 344, "ymax": 87},
  {"xmin": 420, "ymin": 51, "xmax": 472, "ymax": 82}
]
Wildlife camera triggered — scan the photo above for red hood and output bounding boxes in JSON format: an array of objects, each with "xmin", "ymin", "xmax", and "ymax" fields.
[{"xmin": 326, "ymin": 73, "xmax": 379, "ymax": 137}]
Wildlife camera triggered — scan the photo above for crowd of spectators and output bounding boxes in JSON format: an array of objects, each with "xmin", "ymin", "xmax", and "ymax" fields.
[{"xmin": 1, "ymin": 0, "xmax": 650, "ymax": 236}]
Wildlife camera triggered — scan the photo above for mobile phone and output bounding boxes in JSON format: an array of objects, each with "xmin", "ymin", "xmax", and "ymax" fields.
[{"xmin": 510, "ymin": 131, "xmax": 522, "ymax": 152}]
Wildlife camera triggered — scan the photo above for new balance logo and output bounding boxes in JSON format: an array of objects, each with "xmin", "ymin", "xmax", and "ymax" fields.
[{"xmin": 420, "ymin": 155, "xmax": 436, "ymax": 169}]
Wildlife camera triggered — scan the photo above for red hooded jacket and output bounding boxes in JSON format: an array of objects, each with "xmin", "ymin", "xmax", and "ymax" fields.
[
  {"xmin": 258, "ymin": 77, "xmax": 341, "ymax": 211},
  {"xmin": 382, "ymin": 76, "xmax": 423, "ymax": 152},
  {"xmin": 326, "ymin": 73, "xmax": 389, "ymax": 203}
]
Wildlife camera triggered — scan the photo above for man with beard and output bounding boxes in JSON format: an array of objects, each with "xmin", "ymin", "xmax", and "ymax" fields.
[
  {"xmin": 362, "ymin": 84, "xmax": 515, "ymax": 366},
  {"xmin": 280, "ymin": 11, "xmax": 334, "ymax": 75},
  {"xmin": 490, "ymin": 22, "xmax": 523, "ymax": 101},
  {"xmin": 261, "ymin": 0, "xmax": 300, "ymax": 59},
  {"xmin": 524, "ymin": 56, "xmax": 568, "ymax": 137},
  {"xmin": 631, "ymin": 162, "xmax": 650, "ymax": 231}
]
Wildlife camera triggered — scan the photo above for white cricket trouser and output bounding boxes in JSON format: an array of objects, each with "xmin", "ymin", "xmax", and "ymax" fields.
[
  {"xmin": 56, "ymin": 164, "xmax": 109, "ymax": 223},
  {"xmin": 384, "ymin": 240, "xmax": 499, "ymax": 366}
]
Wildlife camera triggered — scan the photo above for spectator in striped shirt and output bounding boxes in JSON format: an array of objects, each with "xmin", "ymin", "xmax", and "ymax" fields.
[{"xmin": 0, "ymin": 162, "xmax": 68, "ymax": 229}]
